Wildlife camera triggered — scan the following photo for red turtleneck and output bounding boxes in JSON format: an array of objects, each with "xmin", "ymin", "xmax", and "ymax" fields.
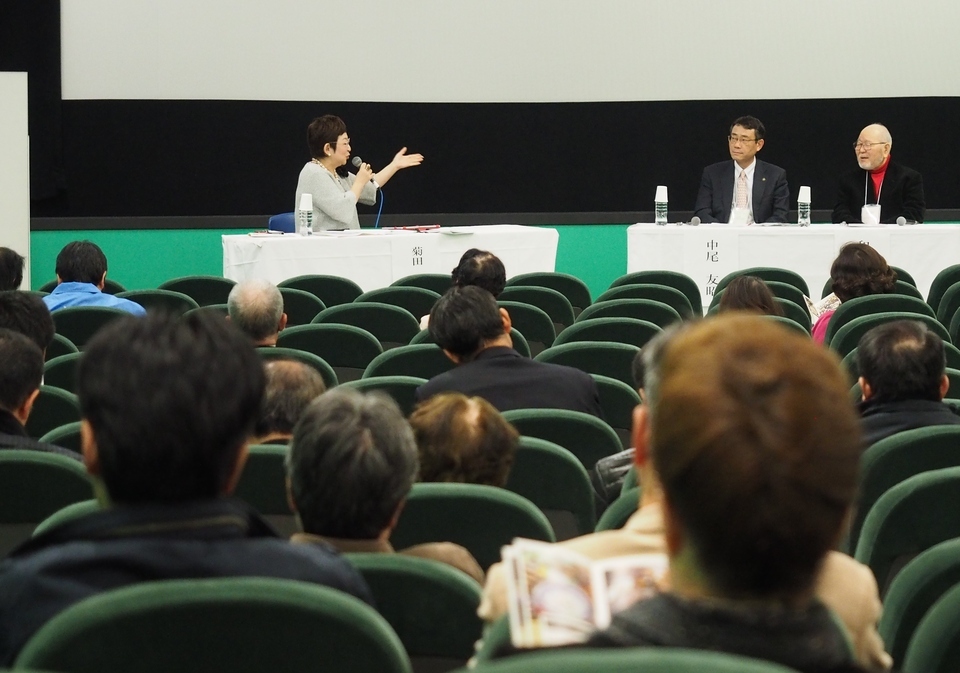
[{"xmin": 870, "ymin": 155, "xmax": 890, "ymax": 200}]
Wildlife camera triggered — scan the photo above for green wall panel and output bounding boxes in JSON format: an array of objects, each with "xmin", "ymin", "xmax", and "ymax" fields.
[{"xmin": 30, "ymin": 225, "xmax": 630, "ymax": 299}]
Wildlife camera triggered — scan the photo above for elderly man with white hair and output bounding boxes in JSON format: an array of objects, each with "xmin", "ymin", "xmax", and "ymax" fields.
[
  {"xmin": 832, "ymin": 123, "xmax": 925, "ymax": 224},
  {"xmin": 227, "ymin": 279, "xmax": 287, "ymax": 346}
]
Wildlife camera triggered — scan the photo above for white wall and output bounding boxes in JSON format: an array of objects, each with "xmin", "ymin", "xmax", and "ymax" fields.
[
  {"xmin": 0, "ymin": 73, "xmax": 30, "ymax": 288},
  {"xmin": 61, "ymin": 0, "xmax": 960, "ymax": 103}
]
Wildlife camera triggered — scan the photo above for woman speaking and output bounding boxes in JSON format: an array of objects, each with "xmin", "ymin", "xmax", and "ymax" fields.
[{"xmin": 294, "ymin": 115, "xmax": 423, "ymax": 230}]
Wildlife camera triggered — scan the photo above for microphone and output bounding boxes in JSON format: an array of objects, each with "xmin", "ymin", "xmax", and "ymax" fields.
[
  {"xmin": 688, "ymin": 216, "xmax": 700, "ymax": 226},
  {"xmin": 351, "ymin": 156, "xmax": 380, "ymax": 189}
]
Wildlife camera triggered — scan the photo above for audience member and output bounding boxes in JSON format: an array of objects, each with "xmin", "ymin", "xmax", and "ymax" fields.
[
  {"xmin": 0, "ymin": 291, "xmax": 54, "ymax": 354},
  {"xmin": 480, "ymin": 316, "xmax": 890, "ymax": 670},
  {"xmin": 0, "ymin": 313, "xmax": 370, "ymax": 664},
  {"xmin": 717, "ymin": 276, "xmax": 784, "ymax": 316},
  {"xmin": 0, "ymin": 329, "xmax": 80, "ymax": 459},
  {"xmin": 857, "ymin": 320, "xmax": 960, "ymax": 446},
  {"xmin": 0, "ymin": 248, "xmax": 25, "ymax": 291},
  {"xmin": 227, "ymin": 279, "xmax": 287, "ymax": 346},
  {"xmin": 416, "ymin": 286, "xmax": 602, "ymax": 416},
  {"xmin": 410, "ymin": 392, "xmax": 519, "ymax": 487},
  {"xmin": 287, "ymin": 388, "xmax": 484, "ymax": 583},
  {"xmin": 42, "ymin": 241, "xmax": 144, "ymax": 316},
  {"xmin": 251, "ymin": 359, "xmax": 326, "ymax": 445},
  {"xmin": 419, "ymin": 248, "xmax": 506, "ymax": 329},
  {"xmin": 812, "ymin": 243, "xmax": 897, "ymax": 344}
]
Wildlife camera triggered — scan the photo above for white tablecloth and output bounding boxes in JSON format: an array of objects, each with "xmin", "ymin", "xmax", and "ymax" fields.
[
  {"xmin": 627, "ymin": 223, "xmax": 960, "ymax": 310},
  {"xmin": 223, "ymin": 225, "xmax": 559, "ymax": 291}
]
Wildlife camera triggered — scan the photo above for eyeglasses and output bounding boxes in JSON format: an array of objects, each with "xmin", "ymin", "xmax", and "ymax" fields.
[
  {"xmin": 728, "ymin": 135, "xmax": 758, "ymax": 145},
  {"xmin": 853, "ymin": 141, "xmax": 886, "ymax": 150}
]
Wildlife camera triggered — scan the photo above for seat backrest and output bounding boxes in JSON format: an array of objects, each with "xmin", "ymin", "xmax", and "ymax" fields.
[
  {"xmin": 277, "ymin": 287, "xmax": 326, "ymax": 326},
  {"xmin": 715, "ymin": 266, "xmax": 810, "ymax": 297},
  {"xmin": 879, "ymin": 537, "xmax": 960, "ymax": 668},
  {"xmin": 927, "ymin": 264, "xmax": 960, "ymax": 312},
  {"xmin": 39, "ymin": 422, "xmax": 83, "ymax": 455},
  {"xmin": 505, "ymin": 436, "xmax": 597, "ymax": 538},
  {"xmin": 576, "ymin": 298, "xmax": 682, "ymax": 329},
  {"xmin": 51, "ymin": 306, "xmax": 130, "ymax": 350},
  {"xmin": 347, "ymin": 553, "xmax": 483, "ymax": 666},
  {"xmin": 830, "ymin": 312, "xmax": 950, "ymax": 358},
  {"xmin": 43, "ymin": 352, "xmax": 83, "ymax": 394},
  {"xmin": 390, "ymin": 482, "xmax": 554, "ymax": 570},
  {"xmin": 535, "ymin": 341, "xmax": 640, "ymax": 388},
  {"xmin": 890, "ymin": 265, "xmax": 917, "ymax": 288},
  {"xmin": 267, "ymin": 212, "xmax": 296, "ymax": 233},
  {"xmin": 765, "ymin": 315, "xmax": 811, "ymax": 337},
  {"xmin": 14, "ymin": 577, "xmax": 413, "ymax": 673},
  {"xmin": 278, "ymin": 274, "xmax": 363, "ymax": 307},
  {"xmin": 505, "ymin": 272, "xmax": 593, "ymax": 315},
  {"xmin": 356, "ymin": 287, "xmax": 441, "ymax": 320},
  {"xmin": 233, "ymin": 444, "xmax": 289, "ymax": 516},
  {"xmin": 24, "ymin": 385, "xmax": 81, "ymax": 439},
  {"xmin": 502, "ymin": 407, "xmax": 623, "ymax": 471},
  {"xmin": 825, "ymin": 294, "xmax": 936, "ymax": 344},
  {"xmin": 594, "ymin": 487, "xmax": 640, "ymax": 532},
  {"xmin": 499, "ymin": 286, "xmax": 576, "ymax": 331},
  {"xmin": 0, "ymin": 450, "xmax": 93, "ymax": 523},
  {"xmin": 276, "ymin": 324, "xmax": 382, "ymax": 382},
  {"xmin": 902, "ymin": 579, "xmax": 960, "ymax": 673},
  {"xmin": 774, "ymin": 298, "xmax": 812, "ymax": 332},
  {"xmin": 341, "ymin": 376, "xmax": 427, "ymax": 416},
  {"xmin": 608, "ymin": 270, "xmax": 702, "ymax": 314},
  {"xmin": 256, "ymin": 347, "xmax": 339, "ymax": 389},
  {"xmin": 849, "ymin": 426, "xmax": 960, "ymax": 554},
  {"xmin": 33, "ymin": 499, "xmax": 101, "ymax": 537},
  {"xmin": 45, "ymin": 333, "xmax": 79, "ymax": 361},
  {"xmin": 410, "ymin": 327, "xmax": 532, "ymax": 357},
  {"xmin": 497, "ymin": 301, "xmax": 556, "ymax": 353},
  {"xmin": 363, "ymin": 344, "xmax": 454, "ymax": 380},
  {"xmin": 157, "ymin": 275, "xmax": 236, "ymax": 307},
  {"xmin": 553, "ymin": 317, "xmax": 662, "ymax": 349},
  {"xmin": 116, "ymin": 289, "xmax": 199, "ymax": 317},
  {"xmin": 595, "ymin": 284, "xmax": 693, "ymax": 318},
  {"xmin": 764, "ymin": 280, "xmax": 809, "ymax": 309},
  {"xmin": 182, "ymin": 304, "xmax": 229, "ymax": 320},
  {"xmin": 936, "ymin": 281, "xmax": 960, "ymax": 327},
  {"xmin": 314, "ymin": 303, "xmax": 419, "ymax": 349},
  {"xmin": 855, "ymin": 467, "xmax": 960, "ymax": 597},
  {"xmin": 391, "ymin": 273, "xmax": 453, "ymax": 295},
  {"xmin": 591, "ymin": 374, "xmax": 641, "ymax": 450}
]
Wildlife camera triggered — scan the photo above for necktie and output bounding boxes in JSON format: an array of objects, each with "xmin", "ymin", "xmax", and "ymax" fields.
[{"xmin": 736, "ymin": 171, "xmax": 752, "ymax": 224}]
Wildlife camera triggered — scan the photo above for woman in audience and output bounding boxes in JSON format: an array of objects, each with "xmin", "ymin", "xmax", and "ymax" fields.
[
  {"xmin": 294, "ymin": 115, "xmax": 423, "ymax": 230},
  {"xmin": 717, "ymin": 276, "xmax": 784, "ymax": 316},
  {"xmin": 812, "ymin": 243, "xmax": 897, "ymax": 344},
  {"xmin": 410, "ymin": 392, "xmax": 519, "ymax": 487}
]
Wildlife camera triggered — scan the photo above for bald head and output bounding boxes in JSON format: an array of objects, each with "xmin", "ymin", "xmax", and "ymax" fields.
[
  {"xmin": 856, "ymin": 123, "xmax": 893, "ymax": 170},
  {"xmin": 253, "ymin": 359, "xmax": 326, "ymax": 442},
  {"xmin": 227, "ymin": 279, "xmax": 286, "ymax": 346}
]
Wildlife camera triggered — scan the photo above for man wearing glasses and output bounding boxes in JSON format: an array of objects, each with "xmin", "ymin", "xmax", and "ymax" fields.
[
  {"xmin": 832, "ymin": 123, "xmax": 925, "ymax": 224},
  {"xmin": 693, "ymin": 116, "xmax": 789, "ymax": 224}
]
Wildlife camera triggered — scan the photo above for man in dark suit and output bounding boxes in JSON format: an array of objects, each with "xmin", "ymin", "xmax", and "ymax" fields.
[
  {"xmin": 832, "ymin": 123, "xmax": 925, "ymax": 224},
  {"xmin": 415, "ymin": 285, "xmax": 602, "ymax": 417},
  {"xmin": 693, "ymin": 116, "xmax": 789, "ymax": 224}
]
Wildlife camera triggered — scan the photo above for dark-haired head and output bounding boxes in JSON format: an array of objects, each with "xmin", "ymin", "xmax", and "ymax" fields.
[
  {"xmin": 428, "ymin": 285, "xmax": 507, "ymax": 360},
  {"xmin": 307, "ymin": 115, "xmax": 347, "ymax": 160},
  {"xmin": 0, "ymin": 292, "xmax": 54, "ymax": 353},
  {"xmin": 253, "ymin": 359, "xmax": 326, "ymax": 441},
  {"xmin": 451, "ymin": 249, "xmax": 506, "ymax": 298},
  {"xmin": 858, "ymin": 320, "xmax": 946, "ymax": 404},
  {"xmin": 0, "ymin": 329, "xmax": 43, "ymax": 420},
  {"xmin": 730, "ymin": 115, "xmax": 766, "ymax": 142},
  {"xmin": 77, "ymin": 312, "xmax": 265, "ymax": 504},
  {"xmin": 830, "ymin": 243, "xmax": 897, "ymax": 302},
  {"xmin": 287, "ymin": 388, "xmax": 417, "ymax": 539},
  {"xmin": 0, "ymin": 248, "xmax": 25, "ymax": 290},
  {"xmin": 55, "ymin": 241, "xmax": 108, "ymax": 286},
  {"xmin": 717, "ymin": 276, "xmax": 784, "ymax": 317}
]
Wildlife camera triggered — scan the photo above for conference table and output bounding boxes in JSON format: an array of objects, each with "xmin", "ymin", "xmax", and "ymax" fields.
[
  {"xmin": 222, "ymin": 225, "xmax": 558, "ymax": 291},
  {"xmin": 627, "ymin": 223, "xmax": 960, "ymax": 310}
]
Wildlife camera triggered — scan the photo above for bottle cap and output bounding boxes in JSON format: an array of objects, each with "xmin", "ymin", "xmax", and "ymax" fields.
[
  {"xmin": 298, "ymin": 193, "xmax": 313, "ymax": 211},
  {"xmin": 655, "ymin": 185, "xmax": 668, "ymax": 202},
  {"xmin": 797, "ymin": 186, "xmax": 811, "ymax": 204}
]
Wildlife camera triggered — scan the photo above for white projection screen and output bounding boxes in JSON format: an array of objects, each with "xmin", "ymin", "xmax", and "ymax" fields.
[{"xmin": 62, "ymin": 0, "xmax": 960, "ymax": 103}]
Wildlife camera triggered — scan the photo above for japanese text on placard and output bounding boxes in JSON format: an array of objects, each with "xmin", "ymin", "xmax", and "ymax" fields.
[
  {"xmin": 705, "ymin": 240, "xmax": 719, "ymax": 263},
  {"xmin": 705, "ymin": 274, "xmax": 719, "ymax": 297},
  {"xmin": 412, "ymin": 246, "xmax": 423, "ymax": 266}
]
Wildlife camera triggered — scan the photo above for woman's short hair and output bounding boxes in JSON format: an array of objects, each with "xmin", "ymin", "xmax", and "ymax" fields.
[
  {"xmin": 717, "ymin": 276, "xmax": 784, "ymax": 317},
  {"xmin": 307, "ymin": 115, "xmax": 347, "ymax": 159},
  {"xmin": 830, "ymin": 243, "xmax": 897, "ymax": 302},
  {"xmin": 410, "ymin": 392, "xmax": 519, "ymax": 487}
]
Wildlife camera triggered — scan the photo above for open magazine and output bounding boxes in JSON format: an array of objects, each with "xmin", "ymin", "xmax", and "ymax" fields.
[{"xmin": 502, "ymin": 538, "xmax": 668, "ymax": 647}]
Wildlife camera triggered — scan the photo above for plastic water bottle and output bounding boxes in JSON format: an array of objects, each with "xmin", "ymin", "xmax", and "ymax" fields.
[
  {"xmin": 297, "ymin": 194, "xmax": 314, "ymax": 236},
  {"xmin": 654, "ymin": 185, "xmax": 668, "ymax": 225},
  {"xmin": 797, "ymin": 186, "xmax": 811, "ymax": 227}
]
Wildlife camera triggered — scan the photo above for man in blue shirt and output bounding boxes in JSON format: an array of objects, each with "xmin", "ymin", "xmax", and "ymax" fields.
[{"xmin": 42, "ymin": 241, "xmax": 145, "ymax": 315}]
